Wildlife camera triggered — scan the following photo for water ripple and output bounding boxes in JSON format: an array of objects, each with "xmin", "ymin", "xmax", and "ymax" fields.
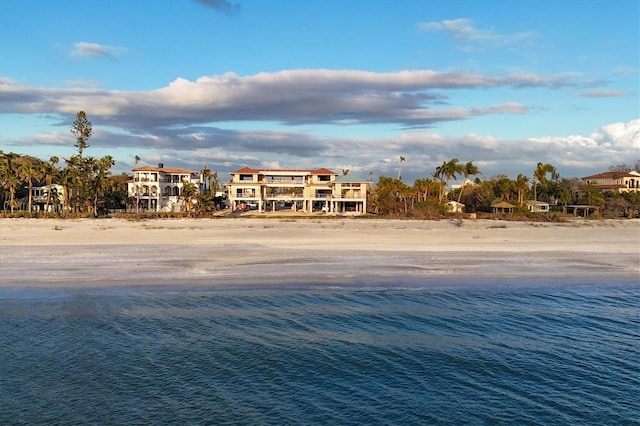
[{"xmin": 1, "ymin": 286, "xmax": 638, "ymax": 425}]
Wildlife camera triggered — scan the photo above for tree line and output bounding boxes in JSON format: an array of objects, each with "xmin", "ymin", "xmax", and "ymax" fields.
[
  {"xmin": 1, "ymin": 112, "xmax": 123, "ymax": 215},
  {"xmin": 1, "ymin": 111, "xmax": 638, "ymax": 218},
  {"xmin": 368, "ymin": 157, "xmax": 640, "ymax": 218}
]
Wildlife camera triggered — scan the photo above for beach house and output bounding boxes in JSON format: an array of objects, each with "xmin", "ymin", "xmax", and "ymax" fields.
[
  {"xmin": 581, "ymin": 171, "xmax": 640, "ymax": 193},
  {"xmin": 18, "ymin": 184, "xmax": 66, "ymax": 213},
  {"xmin": 525, "ymin": 200, "xmax": 551, "ymax": 213},
  {"xmin": 128, "ymin": 163, "xmax": 200, "ymax": 212},
  {"xmin": 227, "ymin": 167, "xmax": 370, "ymax": 214}
]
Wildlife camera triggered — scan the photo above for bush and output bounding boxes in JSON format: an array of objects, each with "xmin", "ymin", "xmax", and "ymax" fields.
[{"xmin": 411, "ymin": 200, "xmax": 448, "ymax": 219}]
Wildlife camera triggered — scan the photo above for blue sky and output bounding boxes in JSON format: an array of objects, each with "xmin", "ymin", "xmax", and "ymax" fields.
[{"xmin": 1, "ymin": 0, "xmax": 638, "ymax": 182}]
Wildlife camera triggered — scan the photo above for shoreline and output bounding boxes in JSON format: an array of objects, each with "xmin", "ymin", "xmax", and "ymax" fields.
[{"xmin": 1, "ymin": 218, "xmax": 638, "ymax": 289}]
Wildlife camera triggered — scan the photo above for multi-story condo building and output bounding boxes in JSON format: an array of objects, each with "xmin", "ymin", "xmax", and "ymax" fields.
[
  {"xmin": 581, "ymin": 171, "xmax": 640, "ymax": 193},
  {"xmin": 227, "ymin": 167, "xmax": 370, "ymax": 214},
  {"xmin": 128, "ymin": 163, "xmax": 200, "ymax": 212}
]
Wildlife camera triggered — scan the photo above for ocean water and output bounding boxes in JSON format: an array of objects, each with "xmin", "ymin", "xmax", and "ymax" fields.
[{"xmin": 1, "ymin": 283, "xmax": 638, "ymax": 425}]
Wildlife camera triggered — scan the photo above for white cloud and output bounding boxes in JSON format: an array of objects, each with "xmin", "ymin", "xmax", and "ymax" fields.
[
  {"xmin": 0, "ymin": 69, "xmax": 594, "ymax": 128},
  {"xmin": 578, "ymin": 89, "xmax": 630, "ymax": 97},
  {"xmin": 418, "ymin": 18, "xmax": 537, "ymax": 48},
  {"xmin": 614, "ymin": 66, "xmax": 639, "ymax": 75},
  {"xmin": 5, "ymin": 118, "xmax": 636, "ymax": 183},
  {"xmin": 0, "ymin": 69, "xmax": 633, "ymax": 181},
  {"xmin": 71, "ymin": 42, "xmax": 128, "ymax": 58},
  {"xmin": 590, "ymin": 119, "xmax": 640, "ymax": 149}
]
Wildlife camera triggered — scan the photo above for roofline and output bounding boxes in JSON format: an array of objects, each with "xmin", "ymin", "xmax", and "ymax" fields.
[{"xmin": 230, "ymin": 167, "xmax": 338, "ymax": 175}]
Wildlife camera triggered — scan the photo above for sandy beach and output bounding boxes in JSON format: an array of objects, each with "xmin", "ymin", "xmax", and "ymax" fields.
[{"xmin": 1, "ymin": 217, "xmax": 638, "ymax": 289}]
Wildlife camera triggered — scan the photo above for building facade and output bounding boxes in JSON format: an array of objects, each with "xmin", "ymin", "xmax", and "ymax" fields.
[
  {"xmin": 581, "ymin": 171, "xmax": 640, "ymax": 193},
  {"xmin": 525, "ymin": 200, "xmax": 551, "ymax": 213},
  {"xmin": 128, "ymin": 163, "xmax": 200, "ymax": 212},
  {"xmin": 227, "ymin": 167, "xmax": 370, "ymax": 214},
  {"xmin": 19, "ymin": 184, "xmax": 66, "ymax": 212}
]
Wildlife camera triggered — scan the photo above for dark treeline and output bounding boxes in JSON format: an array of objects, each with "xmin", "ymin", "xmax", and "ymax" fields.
[{"xmin": 1, "ymin": 112, "xmax": 639, "ymax": 218}]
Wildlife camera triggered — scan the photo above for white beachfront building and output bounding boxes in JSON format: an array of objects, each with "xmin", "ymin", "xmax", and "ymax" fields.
[
  {"xmin": 19, "ymin": 184, "xmax": 66, "ymax": 212},
  {"xmin": 581, "ymin": 171, "xmax": 640, "ymax": 193},
  {"xmin": 525, "ymin": 200, "xmax": 551, "ymax": 213},
  {"xmin": 128, "ymin": 163, "xmax": 200, "ymax": 212},
  {"xmin": 227, "ymin": 167, "xmax": 370, "ymax": 215}
]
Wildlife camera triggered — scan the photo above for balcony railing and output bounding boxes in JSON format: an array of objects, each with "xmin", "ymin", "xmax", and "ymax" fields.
[
  {"xmin": 264, "ymin": 195, "xmax": 304, "ymax": 200},
  {"xmin": 265, "ymin": 179, "xmax": 305, "ymax": 185}
]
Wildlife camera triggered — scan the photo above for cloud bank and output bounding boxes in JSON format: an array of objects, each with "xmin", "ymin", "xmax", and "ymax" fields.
[
  {"xmin": 0, "ymin": 69, "xmax": 598, "ymax": 130},
  {"xmin": 0, "ymin": 68, "xmax": 636, "ymax": 181}
]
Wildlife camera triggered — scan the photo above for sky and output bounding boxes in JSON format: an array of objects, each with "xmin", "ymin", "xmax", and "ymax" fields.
[{"xmin": 0, "ymin": 0, "xmax": 638, "ymax": 184}]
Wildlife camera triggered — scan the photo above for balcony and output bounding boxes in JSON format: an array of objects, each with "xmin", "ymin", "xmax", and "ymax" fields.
[
  {"xmin": 265, "ymin": 179, "xmax": 305, "ymax": 185},
  {"xmin": 264, "ymin": 194, "xmax": 304, "ymax": 200},
  {"xmin": 339, "ymin": 191, "xmax": 363, "ymax": 199},
  {"xmin": 236, "ymin": 192, "xmax": 257, "ymax": 198}
]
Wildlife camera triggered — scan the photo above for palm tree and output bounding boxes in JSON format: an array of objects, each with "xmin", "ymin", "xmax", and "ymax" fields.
[
  {"xmin": 398, "ymin": 156, "xmax": 406, "ymax": 180},
  {"xmin": 134, "ymin": 155, "xmax": 141, "ymax": 213},
  {"xmin": 456, "ymin": 161, "xmax": 481, "ymax": 204},
  {"xmin": 198, "ymin": 165, "xmax": 222, "ymax": 213},
  {"xmin": 180, "ymin": 181, "xmax": 198, "ymax": 214},
  {"xmin": 0, "ymin": 152, "xmax": 21, "ymax": 213},
  {"xmin": 47, "ymin": 187, "xmax": 62, "ymax": 212},
  {"xmin": 19, "ymin": 156, "xmax": 45, "ymax": 214},
  {"xmin": 59, "ymin": 165, "xmax": 76, "ymax": 214},
  {"xmin": 435, "ymin": 158, "xmax": 463, "ymax": 203},
  {"xmin": 514, "ymin": 174, "xmax": 529, "ymax": 206},
  {"xmin": 495, "ymin": 175, "xmax": 516, "ymax": 202},
  {"xmin": 371, "ymin": 176, "xmax": 406, "ymax": 216},
  {"xmin": 43, "ymin": 156, "xmax": 59, "ymax": 213},
  {"xmin": 93, "ymin": 156, "xmax": 115, "ymax": 214},
  {"xmin": 533, "ymin": 162, "xmax": 556, "ymax": 203},
  {"xmin": 413, "ymin": 178, "xmax": 434, "ymax": 202}
]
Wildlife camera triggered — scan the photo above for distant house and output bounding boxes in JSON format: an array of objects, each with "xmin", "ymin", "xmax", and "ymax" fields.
[
  {"xmin": 525, "ymin": 200, "xmax": 550, "ymax": 213},
  {"xmin": 19, "ymin": 184, "xmax": 66, "ymax": 212},
  {"xmin": 128, "ymin": 163, "xmax": 200, "ymax": 212},
  {"xmin": 491, "ymin": 201, "xmax": 516, "ymax": 214},
  {"xmin": 581, "ymin": 171, "xmax": 640, "ymax": 193},
  {"xmin": 227, "ymin": 167, "xmax": 370, "ymax": 215},
  {"xmin": 446, "ymin": 200, "xmax": 465, "ymax": 213}
]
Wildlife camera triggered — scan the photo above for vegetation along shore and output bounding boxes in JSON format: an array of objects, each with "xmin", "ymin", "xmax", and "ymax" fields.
[{"xmin": 2, "ymin": 111, "xmax": 639, "ymax": 220}]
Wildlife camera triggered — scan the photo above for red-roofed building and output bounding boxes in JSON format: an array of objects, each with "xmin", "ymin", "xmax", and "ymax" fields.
[
  {"xmin": 128, "ymin": 163, "xmax": 200, "ymax": 212},
  {"xmin": 228, "ymin": 167, "xmax": 370, "ymax": 214},
  {"xmin": 581, "ymin": 171, "xmax": 640, "ymax": 193}
]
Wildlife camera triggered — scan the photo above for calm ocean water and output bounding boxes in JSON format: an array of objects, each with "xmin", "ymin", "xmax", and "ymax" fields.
[{"xmin": 1, "ymin": 282, "xmax": 638, "ymax": 425}]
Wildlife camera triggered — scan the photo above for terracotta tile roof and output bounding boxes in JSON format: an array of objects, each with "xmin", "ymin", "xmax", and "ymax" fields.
[
  {"xmin": 133, "ymin": 165, "xmax": 195, "ymax": 174},
  {"xmin": 230, "ymin": 167, "xmax": 337, "ymax": 175},
  {"xmin": 589, "ymin": 184, "xmax": 627, "ymax": 190},
  {"xmin": 232, "ymin": 166, "xmax": 260, "ymax": 174},
  {"xmin": 582, "ymin": 171, "xmax": 636, "ymax": 179},
  {"xmin": 312, "ymin": 168, "xmax": 338, "ymax": 175}
]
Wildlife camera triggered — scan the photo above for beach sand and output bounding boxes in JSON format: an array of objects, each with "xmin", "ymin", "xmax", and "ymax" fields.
[{"xmin": 1, "ymin": 217, "xmax": 638, "ymax": 289}]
